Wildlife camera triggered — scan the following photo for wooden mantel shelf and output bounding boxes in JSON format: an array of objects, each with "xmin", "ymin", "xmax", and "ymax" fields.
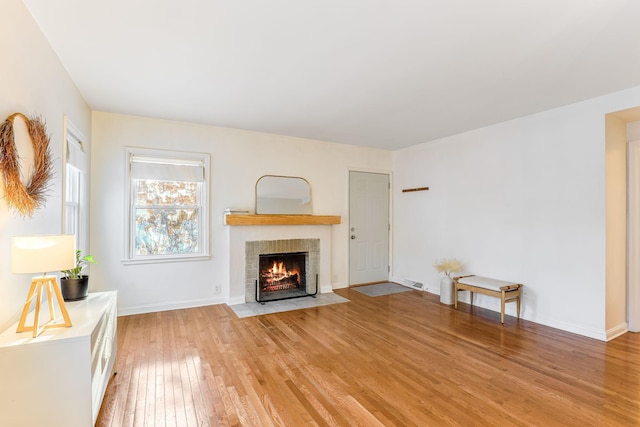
[{"xmin": 225, "ymin": 214, "xmax": 341, "ymax": 226}]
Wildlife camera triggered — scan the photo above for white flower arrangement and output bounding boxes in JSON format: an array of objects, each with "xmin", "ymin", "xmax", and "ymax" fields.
[{"xmin": 433, "ymin": 258, "xmax": 463, "ymax": 278}]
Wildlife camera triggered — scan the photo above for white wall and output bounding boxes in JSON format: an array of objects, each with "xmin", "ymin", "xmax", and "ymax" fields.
[
  {"xmin": 0, "ymin": 0, "xmax": 91, "ymax": 329},
  {"xmin": 90, "ymin": 112, "xmax": 392, "ymax": 314},
  {"xmin": 393, "ymin": 86, "xmax": 640, "ymax": 340}
]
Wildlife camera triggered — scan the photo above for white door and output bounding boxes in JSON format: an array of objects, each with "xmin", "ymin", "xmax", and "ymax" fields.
[{"xmin": 349, "ymin": 171, "xmax": 390, "ymax": 285}]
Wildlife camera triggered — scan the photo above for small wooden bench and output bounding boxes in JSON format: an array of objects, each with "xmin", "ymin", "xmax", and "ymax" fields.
[{"xmin": 453, "ymin": 275, "xmax": 522, "ymax": 323}]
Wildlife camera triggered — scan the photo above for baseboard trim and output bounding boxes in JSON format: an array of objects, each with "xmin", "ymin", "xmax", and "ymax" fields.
[
  {"xmin": 390, "ymin": 275, "xmax": 427, "ymax": 292},
  {"xmin": 321, "ymin": 284, "xmax": 335, "ymax": 293},
  {"xmin": 116, "ymin": 287, "xmax": 622, "ymax": 342},
  {"xmin": 538, "ymin": 317, "xmax": 608, "ymax": 341},
  {"xmin": 331, "ymin": 281, "xmax": 348, "ymax": 290},
  {"xmin": 454, "ymin": 293, "xmax": 610, "ymax": 341},
  {"xmin": 606, "ymin": 322, "xmax": 628, "ymax": 341},
  {"xmin": 227, "ymin": 296, "xmax": 246, "ymax": 305},
  {"xmin": 118, "ymin": 297, "xmax": 225, "ymax": 317}
]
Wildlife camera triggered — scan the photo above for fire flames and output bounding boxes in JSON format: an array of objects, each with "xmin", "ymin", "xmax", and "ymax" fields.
[
  {"xmin": 261, "ymin": 261, "xmax": 301, "ymax": 291},
  {"xmin": 270, "ymin": 261, "xmax": 295, "ymax": 281}
]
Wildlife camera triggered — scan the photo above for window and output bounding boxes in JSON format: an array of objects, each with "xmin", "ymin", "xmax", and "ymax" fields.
[
  {"xmin": 64, "ymin": 118, "xmax": 88, "ymax": 252},
  {"xmin": 125, "ymin": 148, "xmax": 210, "ymax": 263},
  {"xmin": 65, "ymin": 164, "xmax": 81, "ymax": 237}
]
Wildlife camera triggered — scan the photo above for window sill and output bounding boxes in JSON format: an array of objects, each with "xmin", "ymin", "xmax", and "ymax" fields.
[{"xmin": 121, "ymin": 254, "xmax": 211, "ymax": 265}]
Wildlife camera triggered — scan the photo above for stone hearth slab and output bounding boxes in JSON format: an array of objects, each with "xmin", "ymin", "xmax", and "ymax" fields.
[{"xmin": 229, "ymin": 293, "xmax": 349, "ymax": 318}]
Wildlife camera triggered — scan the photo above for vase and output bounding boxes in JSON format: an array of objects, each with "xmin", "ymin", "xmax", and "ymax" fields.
[
  {"xmin": 60, "ymin": 276, "xmax": 89, "ymax": 301},
  {"xmin": 440, "ymin": 276, "xmax": 454, "ymax": 305}
]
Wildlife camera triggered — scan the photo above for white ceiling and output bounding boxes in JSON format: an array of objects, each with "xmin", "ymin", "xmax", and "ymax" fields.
[{"xmin": 21, "ymin": 0, "xmax": 640, "ymax": 150}]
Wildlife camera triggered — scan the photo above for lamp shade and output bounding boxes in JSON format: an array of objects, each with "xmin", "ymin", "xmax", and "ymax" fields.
[{"xmin": 11, "ymin": 235, "xmax": 75, "ymax": 274}]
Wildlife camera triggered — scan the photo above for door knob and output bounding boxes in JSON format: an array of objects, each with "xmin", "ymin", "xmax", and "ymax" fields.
[{"xmin": 351, "ymin": 235, "xmax": 356, "ymax": 239}]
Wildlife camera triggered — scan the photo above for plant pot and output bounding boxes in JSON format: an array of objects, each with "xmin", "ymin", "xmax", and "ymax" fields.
[
  {"xmin": 440, "ymin": 276, "xmax": 454, "ymax": 305},
  {"xmin": 60, "ymin": 276, "xmax": 89, "ymax": 301}
]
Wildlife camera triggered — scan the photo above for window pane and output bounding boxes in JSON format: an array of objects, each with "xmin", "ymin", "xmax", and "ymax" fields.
[
  {"xmin": 66, "ymin": 165, "xmax": 80, "ymax": 203},
  {"xmin": 136, "ymin": 180, "xmax": 199, "ymax": 206},
  {"xmin": 66, "ymin": 203, "xmax": 77, "ymax": 236},
  {"xmin": 126, "ymin": 148, "xmax": 209, "ymax": 262},
  {"xmin": 135, "ymin": 208, "xmax": 199, "ymax": 255}
]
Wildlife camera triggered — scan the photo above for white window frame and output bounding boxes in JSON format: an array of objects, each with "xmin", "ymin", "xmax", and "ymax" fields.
[
  {"xmin": 63, "ymin": 117, "xmax": 89, "ymax": 253},
  {"xmin": 124, "ymin": 147, "xmax": 210, "ymax": 264}
]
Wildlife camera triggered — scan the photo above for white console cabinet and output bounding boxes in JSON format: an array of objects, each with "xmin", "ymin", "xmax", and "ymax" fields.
[{"xmin": 0, "ymin": 291, "xmax": 117, "ymax": 427}]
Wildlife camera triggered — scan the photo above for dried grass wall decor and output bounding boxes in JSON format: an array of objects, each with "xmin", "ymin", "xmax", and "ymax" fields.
[{"xmin": 0, "ymin": 112, "xmax": 53, "ymax": 216}]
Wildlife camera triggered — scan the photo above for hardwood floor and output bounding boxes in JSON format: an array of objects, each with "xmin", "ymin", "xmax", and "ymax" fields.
[{"xmin": 97, "ymin": 288, "xmax": 640, "ymax": 426}]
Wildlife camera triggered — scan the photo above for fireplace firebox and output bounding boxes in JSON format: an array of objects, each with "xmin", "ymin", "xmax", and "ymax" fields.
[{"xmin": 256, "ymin": 251, "xmax": 317, "ymax": 302}]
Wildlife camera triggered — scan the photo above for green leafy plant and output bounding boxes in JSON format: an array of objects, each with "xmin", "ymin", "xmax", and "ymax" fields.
[
  {"xmin": 433, "ymin": 258, "xmax": 463, "ymax": 278},
  {"xmin": 61, "ymin": 250, "xmax": 96, "ymax": 279}
]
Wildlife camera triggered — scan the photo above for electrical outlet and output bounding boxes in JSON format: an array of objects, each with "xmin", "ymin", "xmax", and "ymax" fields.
[{"xmin": 214, "ymin": 284, "xmax": 221, "ymax": 294}]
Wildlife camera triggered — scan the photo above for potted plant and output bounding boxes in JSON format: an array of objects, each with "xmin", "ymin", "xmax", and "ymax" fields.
[
  {"xmin": 434, "ymin": 258, "xmax": 463, "ymax": 305},
  {"xmin": 60, "ymin": 250, "xmax": 96, "ymax": 301}
]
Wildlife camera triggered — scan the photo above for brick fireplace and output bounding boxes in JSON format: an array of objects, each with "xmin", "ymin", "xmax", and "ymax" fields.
[
  {"xmin": 246, "ymin": 238, "xmax": 319, "ymax": 303},
  {"xmin": 225, "ymin": 221, "xmax": 336, "ymax": 305}
]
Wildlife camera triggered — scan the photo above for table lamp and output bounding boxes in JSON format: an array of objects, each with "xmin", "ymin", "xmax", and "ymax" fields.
[{"xmin": 11, "ymin": 235, "xmax": 75, "ymax": 337}]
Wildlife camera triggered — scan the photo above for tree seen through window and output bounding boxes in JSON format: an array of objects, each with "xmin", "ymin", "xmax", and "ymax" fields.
[{"xmin": 134, "ymin": 180, "xmax": 200, "ymax": 255}]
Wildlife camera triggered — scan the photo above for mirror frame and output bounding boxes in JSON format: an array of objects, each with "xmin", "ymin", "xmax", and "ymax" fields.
[{"xmin": 255, "ymin": 175, "xmax": 312, "ymax": 215}]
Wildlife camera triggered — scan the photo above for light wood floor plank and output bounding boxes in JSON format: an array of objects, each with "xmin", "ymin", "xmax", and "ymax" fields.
[{"xmin": 97, "ymin": 289, "xmax": 640, "ymax": 426}]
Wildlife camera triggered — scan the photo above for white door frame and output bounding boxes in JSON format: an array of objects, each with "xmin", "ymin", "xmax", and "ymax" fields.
[
  {"xmin": 62, "ymin": 116, "xmax": 90, "ymax": 253},
  {"xmin": 346, "ymin": 167, "xmax": 393, "ymax": 286},
  {"xmin": 628, "ymin": 140, "xmax": 640, "ymax": 331}
]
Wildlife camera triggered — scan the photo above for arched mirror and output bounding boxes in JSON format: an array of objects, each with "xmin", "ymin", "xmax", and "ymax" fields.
[{"xmin": 255, "ymin": 175, "xmax": 312, "ymax": 214}]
